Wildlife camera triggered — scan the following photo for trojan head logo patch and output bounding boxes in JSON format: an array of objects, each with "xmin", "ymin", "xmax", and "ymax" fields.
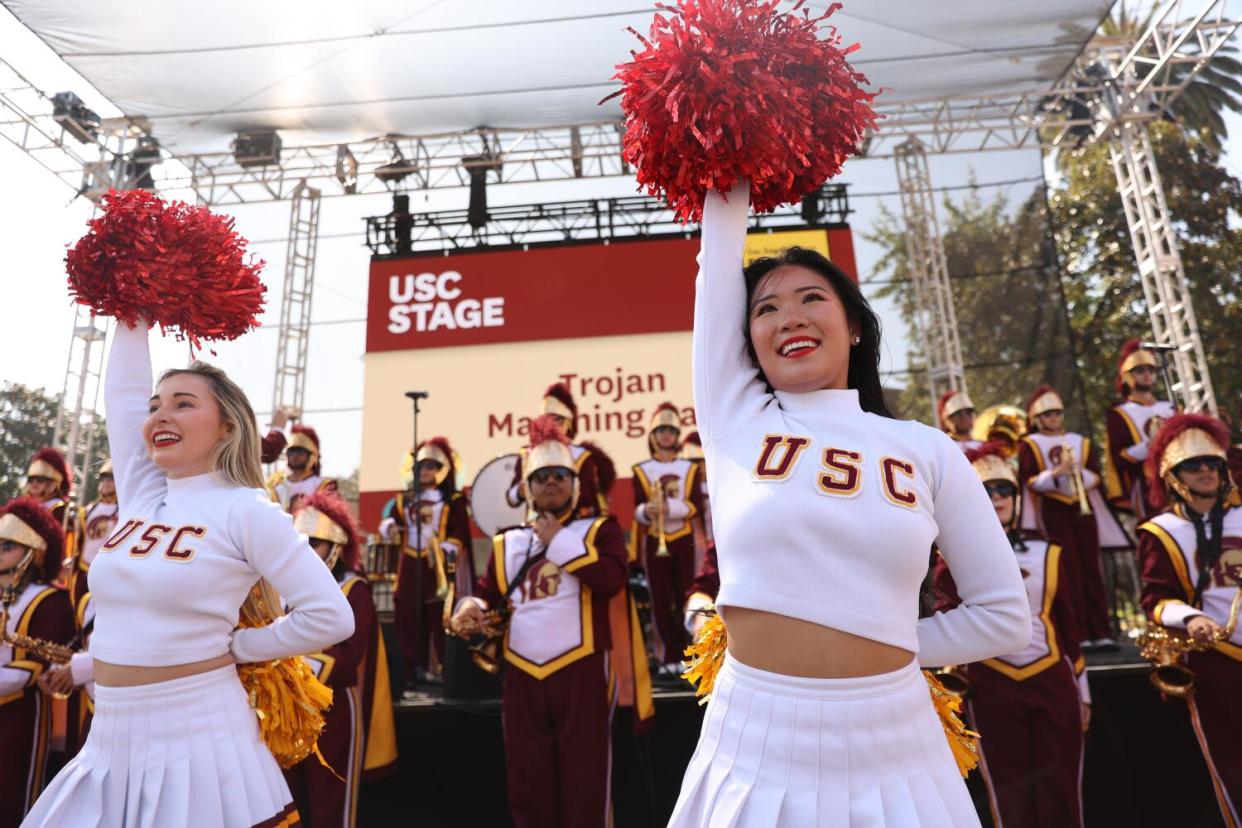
[
  {"xmin": 1213, "ymin": 541, "xmax": 1242, "ymax": 589},
  {"xmin": 524, "ymin": 559, "xmax": 562, "ymax": 601}
]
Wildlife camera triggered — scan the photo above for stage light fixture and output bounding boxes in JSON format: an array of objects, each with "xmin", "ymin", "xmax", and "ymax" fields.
[
  {"xmin": 375, "ymin": 146, "xmax": 415, "ymax": 187},
  {"xmin": 335, "ymin": 144, "xmax": 358, "ymax": 194},
  {"xmin": 462, "ymin": 153, "xmax": 502, "ymax": 230},
  {"xmin": 390, "ymin": 193, "xmax": 413, "ymax": 256},
  {"xmin": 231, "ymin": 130, "xmax": 282, "ymax": 167},
  {"xmin": 113, "ymin": 135, "xmax": 162, "ymax": 190},
  {"xmin": 51, "ymin": 92, "xmax": 102, "ymax": 144}
]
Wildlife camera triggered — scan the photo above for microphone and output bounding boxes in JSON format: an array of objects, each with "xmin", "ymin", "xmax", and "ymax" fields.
[
  {"xmin": 405, "ymin": 391, "xmax": 430, "ymax": 400},
  {"xmin": 1139, "ymin": 342, "xmax": 1178, "ymax": 352}
]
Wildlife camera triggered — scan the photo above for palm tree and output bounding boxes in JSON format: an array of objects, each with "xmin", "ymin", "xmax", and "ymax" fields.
[{"xmin": 1095, "ymin": 2, "xmax": 1242, "ymax": 152}]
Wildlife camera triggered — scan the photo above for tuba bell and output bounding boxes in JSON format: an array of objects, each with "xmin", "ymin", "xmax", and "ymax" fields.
[{"xmin": 971, "ymin": 405, "xmax": 1029, "ymax": 457}]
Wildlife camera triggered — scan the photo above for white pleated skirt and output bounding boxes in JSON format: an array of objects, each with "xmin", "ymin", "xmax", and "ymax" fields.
[
  {"xmin": 668, "ymin": 656, "xmax": 980, "ymax": 827},
  {"xmin": 23, "ymin": 665, "xmax": 298, "ymax": 828}
]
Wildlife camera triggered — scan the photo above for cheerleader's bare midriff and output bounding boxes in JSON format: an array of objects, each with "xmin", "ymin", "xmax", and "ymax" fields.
[
  {"xmin": 93, "ymin": 653, "xmax": 235, "ymax": 687},
  {"xmin": 721, "ymin": 605, "xmax": 914, "ymax": 678}
]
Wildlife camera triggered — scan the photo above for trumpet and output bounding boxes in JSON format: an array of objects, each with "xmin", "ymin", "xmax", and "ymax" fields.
[
  {"xmin": 1063, "ymin": 444, "xmax": 1091, "ymax": 517},
  {"xmin": 654, "ymin": 479, "xmax": 671, "ymax": 558},
  {"xmin": 1138, "ymin": 587, "xmax": 1242, "ymax": 698}
]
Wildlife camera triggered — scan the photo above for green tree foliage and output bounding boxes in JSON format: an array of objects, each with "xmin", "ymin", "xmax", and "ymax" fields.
[
  {"xmin": 1049, "ymin": 121, "xmax": 1242, "ymax": 424},
  {"xmin": 863, "ymin": 187, "xmax": 1087, "ymax": 430},
  {"xmin": 0, "ymin": 382, "xmax": 110, "ymax": 503}
]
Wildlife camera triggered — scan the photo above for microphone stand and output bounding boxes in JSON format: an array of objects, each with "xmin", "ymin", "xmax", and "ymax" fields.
[{"xmin": 405, "ymin": 390, "xmax": 429, "ymax": 687}]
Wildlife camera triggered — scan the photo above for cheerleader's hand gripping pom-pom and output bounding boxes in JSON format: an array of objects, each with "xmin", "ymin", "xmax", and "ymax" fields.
[
  {"xmin": 65, "ymin": 188, "xmax": 266, "ymax": 347},
  {"xmin": 607, "ymin": 0, "xmax": 880, "ymax": 222}
]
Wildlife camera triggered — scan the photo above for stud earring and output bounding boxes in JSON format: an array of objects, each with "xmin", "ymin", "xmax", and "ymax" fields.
[{"xmin": 851, "ymin": 336, "xmax": 861, "ymax": 346}]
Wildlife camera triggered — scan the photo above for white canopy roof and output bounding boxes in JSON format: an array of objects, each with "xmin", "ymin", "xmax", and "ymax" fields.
[{"xmin": 4, "ymin": 0, "xmax": 1115, "ymax": 155}]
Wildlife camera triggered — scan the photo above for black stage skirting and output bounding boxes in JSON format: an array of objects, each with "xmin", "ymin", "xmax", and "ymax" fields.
[{"xmin": 359, "ymin": 635, "xmax": 1227, "ymax": 827}]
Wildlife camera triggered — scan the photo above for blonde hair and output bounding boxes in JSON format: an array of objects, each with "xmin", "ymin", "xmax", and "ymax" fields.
[{"xmin": 158, "ymin": 361, "xmax": 264, "ymax": 490}]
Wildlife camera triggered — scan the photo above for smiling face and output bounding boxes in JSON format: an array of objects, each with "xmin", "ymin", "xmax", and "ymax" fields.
[
  {"xmin": 748, "ymin": 265, "xmax": 857, "ymax": 394},
  {"xmin": 1174, "ymin": 458, "xmax": 1223, "ymax": 499},
  {"xmin": 652, "ymin": 426, "xmax": 680, "ymax": 452},
  {"xmin": 143, "ymin": 373, "xmax": 230, "ymax": 479}
]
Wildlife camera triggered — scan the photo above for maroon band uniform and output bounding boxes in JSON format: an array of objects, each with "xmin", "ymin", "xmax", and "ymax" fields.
[
  {"xmin": 385, "ymin": 484, "xmax": 471, "ymax": 680},
  {"xmin": 1019, "ymin": 386, "xmax": 1129, "ymax": 644},
  {"xmin": 475, "ymin": 513, "xmax": 628, "ymax": 828},
  {"xmin": 1138, "ymin": 500, "xmax": 1242, "ymax": 825},
  {"xmin": 934, "ymin": 538, "xmax": 1088, "ymax": 828},
  {"xmin": 632, "ymin": 406, "xmax": 703, "ymax": 667}
]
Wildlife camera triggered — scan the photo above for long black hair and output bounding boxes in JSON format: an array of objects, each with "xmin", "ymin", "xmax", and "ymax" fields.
[{"xmin": 742, "ymin": 247, "xmax": 894, "ymax": 419}]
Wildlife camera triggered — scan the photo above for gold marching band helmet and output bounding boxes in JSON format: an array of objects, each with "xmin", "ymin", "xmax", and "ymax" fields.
[
  {"xmin": 1119, "ymin": 347, "xmax": 1159, "ymax": 378},
  {"xmin": 98, "ymin": 458, "xmax": 113, "ymax": 477},
  {"xmin": 26, "ymin": 457, "xmax": 64, "ymax": 488},
  {"xmin": 939, "ymin": 390, "xmax": 975, "ymax": 429},
  {"xmin": 1156, "ymin": 424, "xmax": 1230, "ymax": 506},
  {"xmin": 292, "ymin": 504, "xmax": 350, "ymax": 571},
  {"xmin": 1027, "ymin": 387, "xmax": 1064, "ymax": 420}
]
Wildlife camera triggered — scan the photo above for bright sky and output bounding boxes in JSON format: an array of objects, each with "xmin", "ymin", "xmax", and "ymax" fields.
[{"xmin": 3, "ymin": 4, "xmax": 1237, "ymax": 480}]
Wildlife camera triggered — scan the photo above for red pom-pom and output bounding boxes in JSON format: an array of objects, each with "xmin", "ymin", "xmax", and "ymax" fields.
[
  {"xmin": 608, "ymin": 0, "xmax": 879, "ymax": 222},
  {"xmin": 66, "ymin": 189, "xmax": 266, "ymax": 347}
]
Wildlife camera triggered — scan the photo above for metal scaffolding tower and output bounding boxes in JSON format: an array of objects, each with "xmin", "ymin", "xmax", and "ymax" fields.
[
  {"xmin": 270, "ymin": 181, "xmax": 322, "ymax": 422},
  {"xmin": 51, "ymin": 307, "xmax": 108, "ymax": 511},
  {"xmin": 894, "ymin": 138, "xmax": 968, "ymax": 418},
  {"xmin": 1108, "ymin": 122, "xmax": 1217, "ymax": 413}
]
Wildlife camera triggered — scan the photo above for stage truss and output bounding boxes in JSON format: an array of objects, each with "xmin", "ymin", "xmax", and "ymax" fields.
[{"xmin": 2, "ymin": 0, "xmax": 1235, "ymax": 446}]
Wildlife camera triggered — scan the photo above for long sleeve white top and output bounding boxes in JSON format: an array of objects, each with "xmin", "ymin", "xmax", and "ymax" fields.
[
  {"xmin": 694, "ymin": 182, "xmax": 1029, "ymax": 667},
  {"xmin": 88, "ymin": 323, "xmax": 353, "ymax": 667}
]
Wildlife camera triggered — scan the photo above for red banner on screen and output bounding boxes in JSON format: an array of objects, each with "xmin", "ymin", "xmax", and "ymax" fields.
[{"xmin": 365, "ymin": 229, "xmax": 856, "ymax": 354}]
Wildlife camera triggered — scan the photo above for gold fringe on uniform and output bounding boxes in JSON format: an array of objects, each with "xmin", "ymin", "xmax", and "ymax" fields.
[{"xmin": 682, "ymin": 608, "xmax": 980, "ymax": 776}]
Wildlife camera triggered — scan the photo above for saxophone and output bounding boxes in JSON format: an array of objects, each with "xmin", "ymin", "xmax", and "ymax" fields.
[
  {"xmin": 0, "ymin": 554, "xmax": 75, "ymax": 666},
  {"xmin": 448, "ymin": 606, "xmax": 510, "ymax": 675},
  {"xmin": 1138, "ymin": 586, "xmax": 1242, "ymax": 698}
]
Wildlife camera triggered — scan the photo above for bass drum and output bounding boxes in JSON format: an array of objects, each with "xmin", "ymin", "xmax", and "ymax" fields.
[{"xmin": 469, "ymin": 453, "xmax": 527, "ymax": 537}]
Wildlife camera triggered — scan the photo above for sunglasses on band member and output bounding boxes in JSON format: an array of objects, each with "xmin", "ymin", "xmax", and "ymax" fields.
[
  {"xmin": 1174, "ymin": 457, "xmax": 1226, "ymax": 474},
  {"xmin": 529, "ymin": 468, "xmax": 573, "ymax": 485},
  {"xmin": 984, "ymin": 482, "xmax": 1018, "ymax": 499}
]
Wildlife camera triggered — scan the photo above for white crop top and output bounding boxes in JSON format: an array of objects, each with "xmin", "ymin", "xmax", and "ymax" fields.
[
  {"xmin": 88, "ymin": 323, "xmax": 354, "ymax": 667},
  {"xmin": 694, "ymin": 182, "xmax": 1029, "ymax": 668}
]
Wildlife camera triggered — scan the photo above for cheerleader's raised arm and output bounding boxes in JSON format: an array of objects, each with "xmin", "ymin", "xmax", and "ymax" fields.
[
  {"xmin": 103, "ymin": 321, "xmax": 166, "ymax": 508},
  {"xmin": 692, "ymin": 181, "xmax": 769, "ymax": 439}
]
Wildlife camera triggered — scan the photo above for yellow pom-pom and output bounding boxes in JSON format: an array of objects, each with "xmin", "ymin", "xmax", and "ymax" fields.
[
  {"xmin": 237, "ymin": 657, "xmax": 335, "ymax": 769},
  {"xmin": 681, "ymin": 610, "xmax": 728, "ymax": 705},
  {"xmin": 923, "ymin": 670, "xmax": 980, "ymax": 776}
]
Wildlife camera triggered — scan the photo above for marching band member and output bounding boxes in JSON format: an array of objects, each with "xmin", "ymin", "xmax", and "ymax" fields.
[
  {"xmin": 0, "ymin": 497, "xmax": 75, "ymax": 826},
  {"xmin": 265, "ymin": 424, "xmax": 337, "ymax": 513},
  {"xmin": 939, "ymin": 390, "xmax": 984, "ymax": 453},
  {"xmin": 631, "ymin": 403, "xmax": 703, "ymax": 674},
  {"xmin": 1018, "ymin": 385, "xmax": 1129, "ymax": 650},
  {"xmin": 380, "ymin": 437, "xmax": 471, "ymax": 687},
  {"xmin": 68, "ymin": 459, "xmax": 118, "ymax": 610},
  {"xmin": 24, "ymin": 320, "xmax": 354, "ymax": 827},
  {"xmin": 934, "ymin": 444, "xmax": 1090, "ymax": 828},
  {"xmin": 287, "ymin": 492, "xmax": 398, "ymax": 827},
  {"xmin": 667, "ymin": 181, "xmax": 1028, "ymax": 827},
  {"xmin": 1105, "ymin": 340, "xmax": 1178, "ymax": 520},
  {"xmin": 1136, "ymin": 414, "xmax": 1242, "ymax": 825},
  {"xmin": 22, "ymin": 448, "xmax": 73, "ymax": 528},
  {"xmin": 450, "ymin": 415, "xmax": 628, "ymax": 828},
  {"xmin": 507, "ymin": 383, "xmax": 616, "ymax": 518}
]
